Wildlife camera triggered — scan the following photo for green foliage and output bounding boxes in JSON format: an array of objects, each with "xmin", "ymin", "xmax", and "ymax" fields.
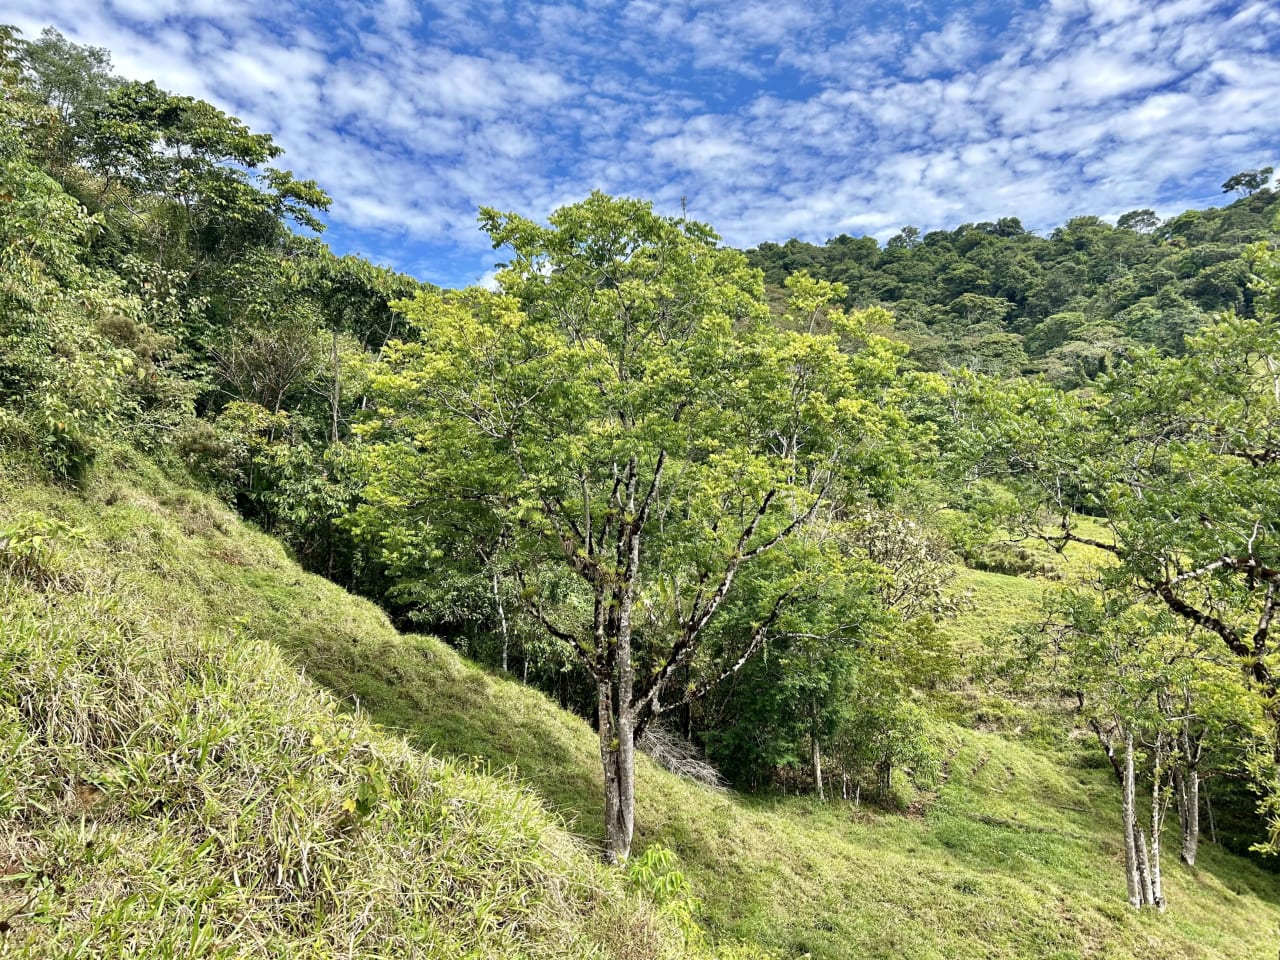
[
  {"xmin": 0, "ymin": 138, "xmax": 139, "ymax": 477},
  {"xmin": 0, "ymin": 510, "xmax": 82, "ymax": 585},
  {"xmin": 15, "ymin": 26, "xmax": 118, "ymax": 169},
  {"xmin": 950, "ymin": 247, "xmax": 1280, "ymax": 848},
  {"xmin": 702, "ymin": 510, "xmax": 958, "ymax": 794},
  {"xmin": 748, "ymin": 188, "xmax": 1280, "ymax": 381},
  {"xmin": 1223, "ymin": 167, "xmax": 1275, "ymax": 197},
  {"xmin": 627, "ymin": 843, "xmax": 704, "ymax": 943},
  {"xmin": 353, "ymin": 195, "xmax": 925, "ymax": 860}
]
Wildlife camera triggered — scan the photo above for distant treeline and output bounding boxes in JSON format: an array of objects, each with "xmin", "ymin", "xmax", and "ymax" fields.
[{"xmin": 747, "ymin": 185, "xmax": 1280, "ymax": 386}]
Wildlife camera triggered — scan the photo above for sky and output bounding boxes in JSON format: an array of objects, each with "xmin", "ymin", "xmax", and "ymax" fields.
[{"xmin": 8, "ymin": 0, "xmax": 1280, "ymax": 288}]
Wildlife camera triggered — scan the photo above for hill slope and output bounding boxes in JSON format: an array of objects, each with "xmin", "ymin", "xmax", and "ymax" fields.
[
  {"xmin": 2, "ymin": 450, "xmax": 1279, "ymax": 959},
  {"xmin": 0, "ymin": 449, "xmax": 693, "ymax": 959}
]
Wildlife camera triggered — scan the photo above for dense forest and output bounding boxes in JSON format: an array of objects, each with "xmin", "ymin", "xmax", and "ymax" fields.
[
  {"xmin": 748, "ymin": 187, "xmax": 1280, "ymax": 385},
  {"xmin": 4, "ymin": 23, "xmax": 1280, "ymax": 958}
]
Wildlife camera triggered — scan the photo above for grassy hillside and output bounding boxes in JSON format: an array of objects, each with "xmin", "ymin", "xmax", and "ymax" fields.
[
  {"xmin": 0, "ymin": 449, "xmax": 698, "ymax": 959},
  {"xmin": 3, "ymin": 450, "xmax": 1279, "ymax": 959}
]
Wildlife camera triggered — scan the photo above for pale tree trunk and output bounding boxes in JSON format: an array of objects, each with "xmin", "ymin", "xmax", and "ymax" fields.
[
  {"xmin": 1122, "ymin": 730, "xmax": 1144, "ymax": 908},
  {"xmin": 1174, "ymin": 690, "xmax": 1201, "ymax": 867},
  {"xmin": 812, "ymin": 732, "xmax": 825, "ymax": 801},
  {"xmin": 877, "ymin": 759, "xmax": 891, "ymax": 797},
  {"xmin": 1159, "ymin": 685, "xmax": 1201, "ymax": 867},
  {"xmin": 1204, "ymin": 778, "xmax": 1218, "ymax": 845},
  {"xmin": 1121, "ymin": 727, "xmax": 1167, "ymax": 910},
  {"xmin": 1172, "ymin": 762, "xmax": 1199, "ymax": 867},
  {"xmin": 1136, "ymin": 828, "xmax": 1156, "ymax": 908},
  {"xmin": 330, "ymin": 329, "xmax": 341, "ymax": 445},
  {"xmin": 492, "ymin": 569, "xmax": 509, "ymax": 673},
  {"xmin": 1148, "ymin": 732, "xmax": 1168, "ymax": 911}
]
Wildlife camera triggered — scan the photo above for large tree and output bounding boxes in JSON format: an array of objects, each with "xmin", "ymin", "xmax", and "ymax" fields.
[{"xmin": 355, "ymin": 193, "xmax": 913, "ymax": 861}]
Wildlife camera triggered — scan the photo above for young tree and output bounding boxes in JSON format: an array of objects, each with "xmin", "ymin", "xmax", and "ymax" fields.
[
  {"xmin": 703, "ymin": 509, "xmax": 958, "ymax": 797},
  {"xmin": 355, "ymin": 194, "xmax": 913, "ymax": 862}
]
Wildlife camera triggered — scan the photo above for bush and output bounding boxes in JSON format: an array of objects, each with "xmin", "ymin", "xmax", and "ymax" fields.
[{"xmin": 0, "ymin": 511, "xmax": 82, "ymax": 586}]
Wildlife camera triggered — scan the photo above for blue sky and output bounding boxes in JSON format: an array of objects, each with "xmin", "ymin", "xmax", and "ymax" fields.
[{"xmin": 9, "ymin": 0, "xmax": 1280, "ymax": 288}]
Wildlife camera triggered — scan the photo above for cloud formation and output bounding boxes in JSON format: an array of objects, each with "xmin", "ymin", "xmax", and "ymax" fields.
[{"xmin": 8, "ymin": 0, "xmax": 1279, "ymax": 286}]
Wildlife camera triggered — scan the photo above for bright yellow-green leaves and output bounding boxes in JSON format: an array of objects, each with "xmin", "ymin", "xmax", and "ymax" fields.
[{"xmin": 355, "ymin": 194, "xmax": 916, "ymax": 694}]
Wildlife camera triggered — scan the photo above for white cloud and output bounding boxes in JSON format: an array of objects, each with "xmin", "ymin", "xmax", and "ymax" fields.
[{"xmin": 8, "ymin": 0, "xmax": 1278, "ymax": 286}]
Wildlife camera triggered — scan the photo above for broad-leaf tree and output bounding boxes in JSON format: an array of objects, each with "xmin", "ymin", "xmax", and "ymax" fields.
[{"xmin": 355, "ymin": 193, "xmax": 913, "ymax": 861}]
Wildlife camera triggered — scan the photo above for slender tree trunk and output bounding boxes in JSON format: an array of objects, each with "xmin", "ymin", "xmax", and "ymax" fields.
[
  {"xmin": 492, "ymin": 569, "xmax": 509, "ymax": 673},
  {"xmin": 1149, "ymin": 742, "xmax": 1167, "ymax": 911},
  {"xmin": 1173, "ymin": 763, "xmax": 1200, "ymax": 866},
  {"xmin": 1162, "ymin": 685, "xmax": 1201, "ymax": 867},
  {"xmin": 1122, "ymin": 730, "xmax": 1144, "ymax": 908},
  {"xmin": 330, "ymin": 328, "xmax": 341, "ymax": 445},
  {"xmin": 1087, "ymin": 714, "xmax": 1123, "ymax": 784},
  {"xmin": 1136, "ymin": 828, "xmax": 1156, "ymax": 908},
  {"xmin": 812, "ymin": 731, "xmax": 825, "ymax": 801},
  {"xmin": 1204, "ymin": 778, "xmax": 1219, "ymax": 844},
  {"xmin": 682, "ymin": 661, "xmax": 692, "ymax": 741},
  {"xmin": 1176, "ymin": 697, "xmax": 1201, "ymax": 866}
]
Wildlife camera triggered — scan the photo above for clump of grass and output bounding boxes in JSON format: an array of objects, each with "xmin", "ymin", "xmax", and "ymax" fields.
[{"xmin": 0, "ymin": 512, "xmax": 83, "ymax": 589}]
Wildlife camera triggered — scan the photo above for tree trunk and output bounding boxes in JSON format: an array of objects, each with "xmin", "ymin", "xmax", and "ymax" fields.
[
  {"xmin": 1149, "ymin": 749, "xmax": 1166, "ymax": 911},
  {"xmin": 1122, "ymin": 730, "xmax": 1143, "ymax": 908},
  {"xmin": 492, "ymin": 569, "xmax": 509, "ymax": 673},
  {"xmin": 812, "ymin": 733, "xmax": 825, "ymax": 801},
  {"xmin": 1204, "ymin": 778, "xmax": 1218, "ymax": 845},
  {"xmin": 1173, "ymin": 763, "xmax": 1200, "ymax": 866},
  {"xmin": 598, "ymin": 680, "xmax": 636, "ymax": 864},
  {"xmin": 330, "ymin": 328, "xmax": 341, "ymax": 445},
  {"xmin": 1087, "ymin": 714, "xmax": 1123, "ymax": 784},
  {"xmin": 1136, "ymin": 828, "xmax": 1156, "ymax": 908},
  {"xmin": 600, "ymin": 474, "xmax": 641, "ymax": 865}
]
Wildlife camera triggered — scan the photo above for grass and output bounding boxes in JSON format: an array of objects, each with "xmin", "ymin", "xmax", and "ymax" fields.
[
  {"xmin": 0, "ymin": 449, "xmax": 699, "ymax": 960},
  {"xmin": 2, "ymin": 447, "xmax": 1279, "ymax": 958}
]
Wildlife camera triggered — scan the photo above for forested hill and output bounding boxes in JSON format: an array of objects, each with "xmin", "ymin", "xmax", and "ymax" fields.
[{"xmin": 747, "ymin": 186, "xmax": 1280, "ymax": 385}]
